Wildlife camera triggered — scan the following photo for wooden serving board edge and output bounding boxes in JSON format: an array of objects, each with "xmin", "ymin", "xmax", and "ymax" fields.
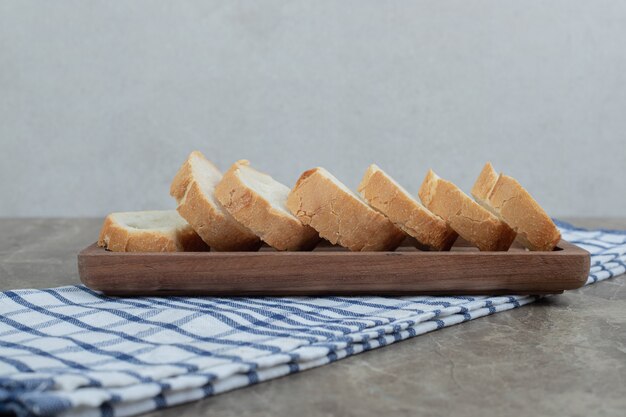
[{"xmin": 77, "ymin": 240, "xmax": 590, "ymax": 297}]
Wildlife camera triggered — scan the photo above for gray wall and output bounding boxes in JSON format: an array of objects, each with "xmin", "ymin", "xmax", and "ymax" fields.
[{"xmin": 1, "ymin": 1, "xmax": 625, "ymax": 218}]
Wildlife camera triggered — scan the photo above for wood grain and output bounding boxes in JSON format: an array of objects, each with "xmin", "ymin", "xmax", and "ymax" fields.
[{"xmin": 78, "ymin": 239, "xmax": 589, "ymax": 296}]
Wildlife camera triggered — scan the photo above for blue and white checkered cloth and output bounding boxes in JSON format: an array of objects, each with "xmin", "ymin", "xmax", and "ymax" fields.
[{"xmin": 1, "ymin": 221, "xmax": 625, "ymax": 417}]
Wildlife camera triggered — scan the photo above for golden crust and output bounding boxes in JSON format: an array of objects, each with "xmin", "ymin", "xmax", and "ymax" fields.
[
  {"xmin": 419, "ymin": 170, "xmax": 516, "ymax": 251},
  {"xmin": 358, "ymin": 165, "xmax": 457, "ymax": 251},
  {"xmin": 97, "ymin": 212, "xmax": 209, "ymax": 252},
  {"xmin": 471, "ymin": 162, "xmax": 499, "ymax": 210},
  {"xmin": 170, "ymin": 151, "xmax": 261, "ymax": 251},
  {"xmin": 483, "ymin": 173, "xmax": 561, "ymax": 251},
  {"xmin": 287, "ymin": 167, "xmax": 405, "ymax": 251},
  {"xmin": 214, "ymin": 160, "xmax": 320, "ymax": 251}
]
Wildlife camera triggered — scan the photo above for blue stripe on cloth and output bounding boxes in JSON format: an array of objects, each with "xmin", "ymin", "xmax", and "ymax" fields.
[
  {"xmin": 41, "ymin": 288, "xmax": 323, "ymax": 346},
  {"xmin": 35, "ymin": 289, "xmax": 289, "ymax": 353},
  {"xmin": 0, "ymin": 353, "xmax": 34, "ymax": 373},
  {"xmin": 0, "ymin": 222, "xmax": 624, "ymax": 417},
  {"xmin": 4, "ymin": 290, "xmax": 272, "ymax": 366},
  {"xmin": 81, "ymin": 286, "xmax": 363, "ymax": 341}
]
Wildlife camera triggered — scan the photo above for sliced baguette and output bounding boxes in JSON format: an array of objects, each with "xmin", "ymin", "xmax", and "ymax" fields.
[
  {"xmin": 287, "ymin": 167, "xmax": 405, "ymax": 251},
  {"xmin": 170, "ymin": 151, "xmax": 261, "ymax": 251},
  {"xmin": 97, "ymin": 210, "xmax": 209, "ymax": 252},
  {"xmin": 471, "ymin": 162, "xmax": 500, "ymax": 210},
  {"xmin": 418, "ymin": 170, "xmax": 516, "ymax": 251},
  {"xmin": 214, "ymin": 160, "xmax": 320, "ymax": 251},
  {"xmin": 358, "ymin": 164, "xmax": 457, "ymax": 251},
  {"xmin": 471, "ymin": 162, "xmax": 561, "ymax": 251}
]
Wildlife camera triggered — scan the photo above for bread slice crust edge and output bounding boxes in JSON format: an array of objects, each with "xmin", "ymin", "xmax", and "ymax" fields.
[{"xmin": 471, "ymin": 162, "xmax": 499, "ymax": 211}]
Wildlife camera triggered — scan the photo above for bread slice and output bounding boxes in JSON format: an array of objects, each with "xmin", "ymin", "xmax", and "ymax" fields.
[
  {"xmin": 418, "ymin": 170, "xmax": 516, "ymax": 251},
  {"xmin": 358, "ymin": 164, "xmax": 457, "ymax": 251},
  {"xmin": 287, "ymin": 167, "xmax": 405, "ymax": 251},
  {"xmin": 471, "ymin": 162, "xmax": 500, "ymax": 210},
  {"xmin": 97, "ymin": 210, "xmax": 209, "ymax": 252},
  {"xmin": 170, "ymin": 151, "xmax": 261, "ymax": 251},
  {"xmin": 471, "ymin": 162, "xmax": 561, "ymax": 251},
  {"xmin": 214, "ymin": 160, "xmax": 320, "ymax": 251}
]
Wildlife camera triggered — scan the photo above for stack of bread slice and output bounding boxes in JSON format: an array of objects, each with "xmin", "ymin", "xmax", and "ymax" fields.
[
  {"xmin": 98, "ymin": 153, "xmax": 560, "ymax": 253},
  {"xmin": 287, "ymin": 167, "xmax": 405, "ymax": 251},
  {"xmin": 418, "ymin": 169, "xmax": 516, "ymax": 251},
  {"xmin": 215, "ymin": 160, "xmax": 320, "ymax": 251},
  {"xmin": 358, "ymin": 164, "xmax": 458, "ymax": 251},
  {"xmin": 471, "ymin": 162, "xmax": 561, "ymax": 251},
  {"xmin": 170, "ymin": 151, "xmax": 261, "ymax": 251}
]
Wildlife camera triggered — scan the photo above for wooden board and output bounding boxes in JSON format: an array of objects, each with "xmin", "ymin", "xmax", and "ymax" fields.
[{"xmin": 77, "ymin": 239, "xmax": 590, "ymax": 296}]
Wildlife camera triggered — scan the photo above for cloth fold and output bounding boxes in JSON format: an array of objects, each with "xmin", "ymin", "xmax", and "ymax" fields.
[{"xmin": 1, "ymin": 222, "xmax": 625, "ymax": 417}]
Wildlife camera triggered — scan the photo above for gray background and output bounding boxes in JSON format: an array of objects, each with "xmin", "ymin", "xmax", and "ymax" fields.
[{"xmin": 1, "ymin": 1, "xmax": 625, "ymax": 218}]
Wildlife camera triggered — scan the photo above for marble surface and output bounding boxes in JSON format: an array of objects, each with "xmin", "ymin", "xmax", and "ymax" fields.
[{"xmin": 0, "ymin": 218, "xmax": 624, "ymax": 417}]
